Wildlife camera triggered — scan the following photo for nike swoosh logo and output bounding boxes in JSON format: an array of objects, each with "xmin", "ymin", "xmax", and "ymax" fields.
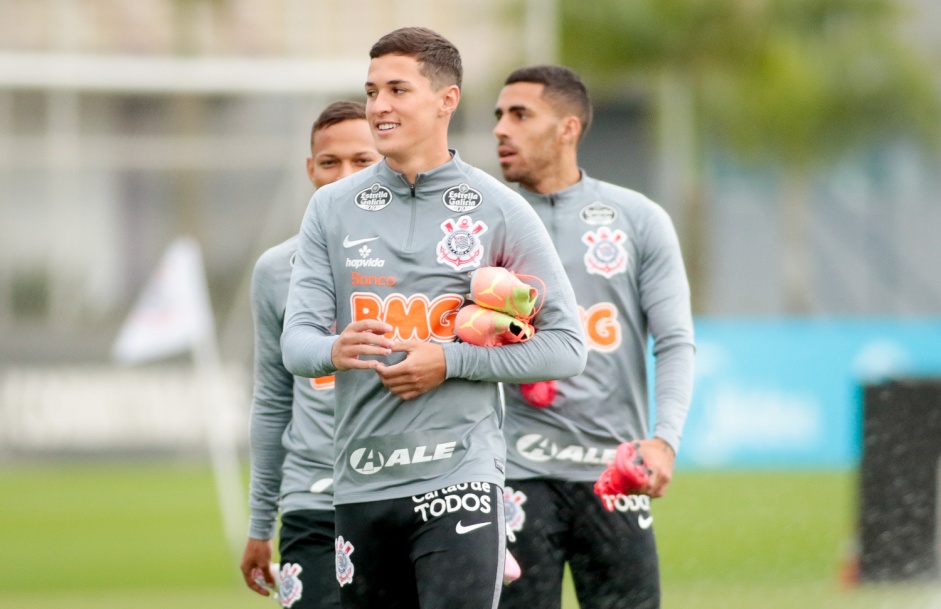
[
  {"xmin": 455, "ymin": 521, "xmax": 491, "ymax": 535},
  {"xmin": 343, "ymin": 235, "xmax": 380, "ymax": 248},
  {"xmin": 638, "ymin": 514, "xmax": 654, "ymax": 530}
]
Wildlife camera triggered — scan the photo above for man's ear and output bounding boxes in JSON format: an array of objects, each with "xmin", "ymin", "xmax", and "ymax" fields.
[
  {"xmin": 305, "ymin": 156, "xmax": 317, "ymax": 187},
  {"xmin": 439, "ymin": 84, "xmax": 461, "ymax": 117},
  {"xmin": 560, "ymin": 115, "xmax": 582, "ymax": 146}
]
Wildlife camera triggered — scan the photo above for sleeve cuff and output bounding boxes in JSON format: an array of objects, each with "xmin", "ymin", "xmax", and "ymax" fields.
[
  {"xmin": 653, "ymin": 430, "xmax": 680, "ymax": 456},
  {"xmin": 441, "ymin": 342, "xmax": 464, "ymax": 379},
  {"xmin": 248, "ymin": 515, "xmax": 277, "ymax": 541}
]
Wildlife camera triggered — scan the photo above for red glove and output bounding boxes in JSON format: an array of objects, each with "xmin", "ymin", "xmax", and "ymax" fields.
[
  {"xmin": 520, "ymin": 380, "xmax": 557, "ymax": 408},
  {"xmin": 593, "ymin": 442, "xmax": 650, "ymax": 510}
]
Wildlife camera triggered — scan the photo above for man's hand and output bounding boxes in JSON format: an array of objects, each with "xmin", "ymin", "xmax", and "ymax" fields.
[
  {"xmin": 332, "ymin": 320, "xmax": 394, "ymax": 371},
  {"xmin": 593, "ymin": 442, "xmax": 649, "ymax": 509},
  {"xmin": 375, "ymin": 340, "xmax": 447, "ymax": 400},
  {"xmin": 636, "ymin": 437, "xmax": 676, "ymax": 498},
  {"xmin": 240, "ymin": 538, "xmax": 275, "ymax": 596}
]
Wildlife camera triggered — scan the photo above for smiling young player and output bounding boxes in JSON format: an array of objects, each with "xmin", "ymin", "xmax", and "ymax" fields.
[{"xmin": 281, "ymin": 28, "xmax": 586, "ymax": 609}]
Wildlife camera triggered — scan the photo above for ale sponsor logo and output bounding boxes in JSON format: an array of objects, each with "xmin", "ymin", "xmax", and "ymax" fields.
[
  {"xmin": 515, "ymin": 433, "xmax": 616, "ymax": 465},
  {"xmin": 349, "ymin": 441, "xmax": 457, "ymax": 476}
]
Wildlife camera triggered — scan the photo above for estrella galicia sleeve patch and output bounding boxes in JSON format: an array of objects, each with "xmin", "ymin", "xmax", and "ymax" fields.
[
  {"xmin": 335, "ymin": 536, "xmax": 355, "ymax": 586},
  {"xmin": 442, "ymin": 183, "xmax": 483, "ymax": 212},
  {"xmin": 436, "ymin": 215, "xmax": 488, "ymax": 271},
  {"xmin": 354, "ymin": 183, "xmax": 392, "ymax": 211},
  {"xmin": 579, "ymin": 201, "xmax": 617, "ymax": 225},
  {"xmin": 279, "ymin": 563, "xmax": 304, "ymax": 607},
  {"xmin": 581, "ymin": 226, "xmax": 629, "ymax": 278}
]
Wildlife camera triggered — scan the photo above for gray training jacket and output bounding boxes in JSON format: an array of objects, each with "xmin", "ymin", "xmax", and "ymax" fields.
[
  {"xmin": 504, "ymin": 172, "xmax": 695, "ymax": 482},
  {"xmin": 248, "ymin": 236, "xmax": 337, "ymax": 540},
  {"xmin": 282, "ymin": 151, "xmax": 587, "ymax": 506}
]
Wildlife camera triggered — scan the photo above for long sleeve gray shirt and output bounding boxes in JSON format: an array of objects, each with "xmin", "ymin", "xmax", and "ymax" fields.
[
  {"xmin": 282, "ymin": 152, "xmax": 587, "ymax": 505},
  {"xmin": 504, "ymin": 173, "xmax": 695, "ymax": 481},
  {"xmin": 247, "ymin": 236, "xmax": 336, "ymax": 540}
]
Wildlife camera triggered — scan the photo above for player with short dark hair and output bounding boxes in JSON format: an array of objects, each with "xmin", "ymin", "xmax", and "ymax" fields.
[
  {"xmin": 240, "ymin": 100, "xmax": 380, "ymax": 609},
  {"xmin": 494, "ymin": 65, "xmax": 695, "ymax": 609},
  {"xmin": 281, "ymin": 28, "xmax": 586, "ymax": 609}
]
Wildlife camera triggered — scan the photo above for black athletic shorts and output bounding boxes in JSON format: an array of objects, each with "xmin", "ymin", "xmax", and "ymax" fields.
[
  {"xmin": 277, "ymin": 509, "xmax": 340, "ymax": 609},
  {"xmin": 499, "ymin": 479, "xmax": 660, "ymax": 609},
  {"xmin": 334, "ymin": 481, "xmax": 506, "ymax": 609}
]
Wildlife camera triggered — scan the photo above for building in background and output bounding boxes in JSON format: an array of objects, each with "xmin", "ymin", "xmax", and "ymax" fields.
[
  {"xmin": 0, "ymin": 0, "xmax": 556, "ymax": 364},
  {"xmin": 0, "ymin": 0, "xmax": 939, "ymax": 379}
]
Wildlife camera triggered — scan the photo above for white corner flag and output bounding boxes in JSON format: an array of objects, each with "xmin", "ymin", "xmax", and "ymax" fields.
[
  {"xmin": 112, "ymin": 237, "xmax": 214, "ymax": 363},
  {"xmin": 112, "ymin": 236, "xmax": 246, "ymax": 560}
]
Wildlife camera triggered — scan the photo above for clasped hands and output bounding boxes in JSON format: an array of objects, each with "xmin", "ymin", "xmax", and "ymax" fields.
[{"xmin": 331, "ymin": 320, "xmax": 446, "ymax": 401}]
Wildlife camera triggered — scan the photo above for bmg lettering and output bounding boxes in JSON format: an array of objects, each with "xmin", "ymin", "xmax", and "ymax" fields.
[
  {"xmin": 578, "ymin": 303, "xmax": 622, "ymax": 351},
  {"xmin": 351, "ymin": 292, "xmax": 463, "ymax": 342}
]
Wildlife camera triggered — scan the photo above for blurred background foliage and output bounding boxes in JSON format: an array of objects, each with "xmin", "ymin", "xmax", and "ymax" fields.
[{"xmin": 561, "ymin": 0, "xmax": 941, "ymax": 312}]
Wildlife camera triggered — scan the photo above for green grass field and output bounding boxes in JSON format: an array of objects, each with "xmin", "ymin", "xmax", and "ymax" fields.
[{"xmin": 1, "ymin": 461, "xmax": 939, "ymax": 608}]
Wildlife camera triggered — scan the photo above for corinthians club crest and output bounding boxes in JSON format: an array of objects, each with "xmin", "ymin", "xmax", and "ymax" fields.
[
  {"xmin": 335, "ymin": 536, "xmax": 355, "ymax": 586},
  {"xmin": 437, "ymin": 215, "xmax": 488, "ymax": 271},
  {"xmin": 503, "ymin": 486, "xmax": 528, "ymax": 540},
  {"xmin": 582, "ymin": 227, "xmax": 629, "ymax": 278},
  {"xmin": 279, "ymin": 562, "xmax": 304, "ymax": 608}
]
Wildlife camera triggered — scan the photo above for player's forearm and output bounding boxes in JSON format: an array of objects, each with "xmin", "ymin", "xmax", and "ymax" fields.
[
  {"xmin": 443, "ymin": 325, "xmax": 586, "ymax": 383},
  {"xmin": 247, "ymin": 407, "xmax": 290, "ymax": 539},
  {"xmin": 282, "ymin": 194, "xmax": 341, "ymax": 379},
  {"xmin": 652, "ymin": 342, "xmax": 695, "ymax": 454},
  {"xmin": 280, "ymin": 327, "xmax": 338, "ymax": 379},
  {"xmin": 248, "ymin": 509, "xmax": 278, "ymax": 540}
]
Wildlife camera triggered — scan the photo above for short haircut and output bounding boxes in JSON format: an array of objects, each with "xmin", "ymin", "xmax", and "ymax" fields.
[
  {"xmin": 505, "ymin": 65, "xmax": 593, "ymax": 139},
  {"xmin": 369, "ymin": 26, "xmax": 462, "ymax": 91},
  {"xmin": 310, "ymin": 100, "xmax": 367, "ymax": 148}
]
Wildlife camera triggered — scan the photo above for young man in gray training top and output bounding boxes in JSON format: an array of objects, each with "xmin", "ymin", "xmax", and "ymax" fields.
[
  {"xmin": 240, "ymin": 101, "xmax": 381, "ymax": 608},
  {"xmin": 281, "ymin": 28, "xmax": 586, "ymax": 609},
  {"xmin": 494, "ymin": 65, "xmax": 695, "ymax": 609}
]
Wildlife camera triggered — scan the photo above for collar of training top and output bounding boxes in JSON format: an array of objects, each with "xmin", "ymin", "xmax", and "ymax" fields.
[
  {"xmin": 517, "ymin": 169, "xmax": 590, "ymax": 207},
  {"xmin": 376, "ymin": 149, "xmax": 467, "ymax": 196}
]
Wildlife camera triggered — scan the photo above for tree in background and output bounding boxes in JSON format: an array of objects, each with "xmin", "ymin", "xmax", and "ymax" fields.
[{"xmin": 561, "ymin": 0, "xmax": 940, "ymax": 313}]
